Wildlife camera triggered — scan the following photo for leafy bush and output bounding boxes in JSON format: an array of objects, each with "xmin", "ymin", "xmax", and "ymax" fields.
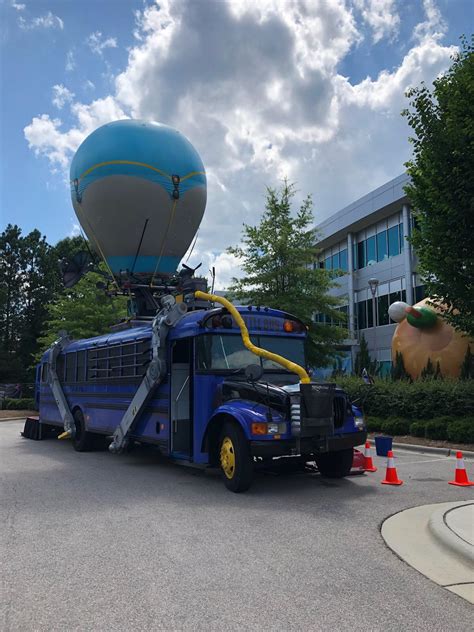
[
  {"xmin": 410, "ymin": 421, "xmax": 426, "ymax": 437},
  {"xmin": 2, "ymin": 397, "xmax": 36, "ymax": 410},
  {"xmin": 446, "ymin": 419, "xmax": 474, "ymax": 444},
  {"xmin": 365, "ymin": 417, "xmax": 383, "ymax": 432},
  {"xmin": 381, "ymin": 418, "xmax": 410, "ymax": 436},
  {"xmin": 424, "ymin": 419, "xmax": 448, "ymax": 440},
  {"xmin": 336, "ymin": 377, "xmax": 474, "ymax": 420}
]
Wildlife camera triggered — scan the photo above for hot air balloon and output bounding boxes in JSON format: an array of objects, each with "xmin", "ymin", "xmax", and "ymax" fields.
[
  {"xmin": 389, "ymin": 298, "xmax": 472, "ymax": 379},
  {"xmin": 70, "ymin": 119, "xmax": 206, "ymax": 285}
]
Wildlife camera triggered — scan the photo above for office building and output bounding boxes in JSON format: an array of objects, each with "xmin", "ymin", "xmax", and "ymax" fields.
[{"xmin": 314, "ymin": 173, "xmax": 425, "ymax": 374}]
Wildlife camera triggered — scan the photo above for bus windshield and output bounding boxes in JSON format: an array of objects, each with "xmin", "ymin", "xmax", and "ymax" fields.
[{"xmin": 196, "ymin": 334, "xmax": 306, "ymax": 371}]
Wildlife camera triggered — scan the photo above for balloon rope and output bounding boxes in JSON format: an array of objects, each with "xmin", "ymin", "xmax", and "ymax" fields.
[
  {"xmin": 77, "ymin": 205, "xmax": 120, "ymax": 290},
  {"xmin": 150, "ymin": 198, "xmax": 178, "ymax": 288}
]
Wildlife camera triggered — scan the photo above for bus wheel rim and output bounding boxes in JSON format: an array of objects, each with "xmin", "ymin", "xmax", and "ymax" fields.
[{"xmin": 220, "ymin": 436, "xmax": 235, "ymax": 479}]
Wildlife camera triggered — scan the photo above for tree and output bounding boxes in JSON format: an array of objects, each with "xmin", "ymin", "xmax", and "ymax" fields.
[
  {"xmin": 37, "ymin": 265, "xmax": 127, "ymax": 355},
  {"xmin": 0, "ymin": 225, "xmax": 59, "ymax": 381},
  {"xmin": 403, "ymin": 36, "xmax": 474, "ymax": 336},
  {"xmin": 460, "ymin": 345, "xmax": 473, "ymax": 380},
  {"xmin": 0, "ymin": 227, "xmax": 95, "ymax": 381},
  {"xmin": 227, "ymin": 181, "xmax": 347, "ymax": 367},
  {"xmin": 354, "ymin": 334, "xmax": 378, "ymax": 377},
  {"xmin": 391, "ymin": 351, "xmax": 411, "ymax": 381}
]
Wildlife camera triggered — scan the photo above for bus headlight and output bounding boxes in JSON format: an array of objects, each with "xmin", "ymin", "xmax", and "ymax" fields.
[
  {"xmin": 354, "ymin": 417, "xmax": 365, "ymax": 430},
  {"xmin": 267, "ymin": 422, "xmax": 287, "ymax": 435},
  {"xmin": 251, "ymin": 422, "xmax": 287, "ymax": 436}
]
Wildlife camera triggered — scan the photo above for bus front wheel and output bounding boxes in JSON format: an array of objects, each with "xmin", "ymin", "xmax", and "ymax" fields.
[
  {"xmin": 218, "ymin": 422, "xmax": 253, "ymax": 493},
  {"xmin": 72, "ymin": 409, "xmax": 94, "ymax": 452},
  {"xmin": 315, "ymin": 448, "xmax": 353, "ymax": 478}
]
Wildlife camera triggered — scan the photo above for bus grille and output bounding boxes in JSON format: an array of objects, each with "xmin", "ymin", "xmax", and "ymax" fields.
[
  {"xmin": 333, "ymin": 395, "xmax": 346, "ymax": 428},
  {"xmin": 290, "ymin": 393, "xmax": 347, "ymax": 435}
]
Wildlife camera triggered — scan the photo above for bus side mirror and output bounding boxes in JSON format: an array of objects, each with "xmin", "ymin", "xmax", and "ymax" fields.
[{"xmin": 245, "ymin": 364, "xmax": 263, "ymax": 382}]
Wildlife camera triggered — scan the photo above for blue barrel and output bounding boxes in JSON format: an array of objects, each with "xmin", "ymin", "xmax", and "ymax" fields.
[{"xmin": 375, "ymin": 435, "xmax": 393, "ymax": 457}]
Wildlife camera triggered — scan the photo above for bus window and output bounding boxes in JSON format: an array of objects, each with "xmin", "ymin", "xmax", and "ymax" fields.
[
  {"xmin": 121, "ymin": 343, "xmax": 136, "ymax": 377},
  {"xmin": 76, "ymin": 350, "xmax": 86, "ymax": 382},
  {"xmin": 41, "ymin": 363, "xmax": 48, "ymax": 383},
  {"xmin": 196, "ymin": 334, "xmax": 306, "ymax": 372},
  {"xmin": 137, "ymin": 339, "xmax": 152, "ymax": 376},
  {"xmin": 65, "ymin": 353, "xmax": 76, "ymax": 382},
  {"xmin": 56, "ymin": 355, "xmax": 65, "ymax": 381},
  {"xmin": 260, "ymin": 336, "xmax": 306, "ymax": 369},
  {"xmin": 97, "ymin": 348, "xmax": 108, "ymax": 377},
  {"xmin": 196, "ymin": 335, "xmax": 255, "ymax": 370},
  {"xmin": 109, "ymin": 345, "xmax": 121, "ymax": 378}
]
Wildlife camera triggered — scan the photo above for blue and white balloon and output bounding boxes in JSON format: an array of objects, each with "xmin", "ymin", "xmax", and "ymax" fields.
[{"xmin": 70, "ymin": 119, "xmax": 206, "ymax": 279}]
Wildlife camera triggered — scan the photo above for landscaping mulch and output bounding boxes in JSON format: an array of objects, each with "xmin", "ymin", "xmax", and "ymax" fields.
[
  {"xmin": 0, "ymin": 410, "xmax": 37, "ymax": 421},
  {"xmin": 368, "ymin": 432, "xmax": 474, "ymax": 453}
]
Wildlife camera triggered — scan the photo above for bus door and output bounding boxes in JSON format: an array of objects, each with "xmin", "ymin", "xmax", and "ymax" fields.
[{"xmin": 170, "ymin": 338, "xmax": 193, "ymax": 457}]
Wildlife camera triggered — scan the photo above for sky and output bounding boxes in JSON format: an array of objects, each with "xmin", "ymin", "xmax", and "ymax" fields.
[{"xmin": 0, "ymin": 0, "xmax": 472, "ymax": 288}]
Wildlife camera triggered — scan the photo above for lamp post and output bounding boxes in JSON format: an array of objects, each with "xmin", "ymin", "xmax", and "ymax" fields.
[{"xmin": 368, "ymin": 277, "xmax": 379, "ymax": 369}]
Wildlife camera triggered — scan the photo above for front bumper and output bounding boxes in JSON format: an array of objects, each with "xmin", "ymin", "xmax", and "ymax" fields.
[{"xmin": 250, "ymin": 431, "xmax": 367, "ymax": 458}]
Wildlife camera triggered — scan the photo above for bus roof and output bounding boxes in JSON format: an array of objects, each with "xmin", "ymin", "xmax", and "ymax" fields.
[{"xmin": 40, "ymin": 305, "xmax": 306, "ymax": 360}]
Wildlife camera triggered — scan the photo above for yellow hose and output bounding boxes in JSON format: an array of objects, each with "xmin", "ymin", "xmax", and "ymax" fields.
[
  {"xmin": 58, "ymin": 430, "xmax": 71, "ymax": 440},
  {"xmin": 195, "ymin": 291, "xmax": 311, "ymax": 383}
]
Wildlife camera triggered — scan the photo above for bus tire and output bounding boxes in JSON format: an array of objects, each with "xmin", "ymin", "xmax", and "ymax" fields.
[
  {"xmin": 315, "ymin": 448, "xmax": 353, "ymax": 478},
  {"xmin": 218, "ymin": 422, "xmax": 253, "ymax": 493},
  {"xmin": 72, "ymin": 409, "xmax": 94, "ymax": 452}
]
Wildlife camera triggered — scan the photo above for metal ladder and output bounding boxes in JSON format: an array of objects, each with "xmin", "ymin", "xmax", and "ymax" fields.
[
  {"xmin": 46, "ymin": 332, "xmax": 75, "ymax": 439},
  {"xmin": 108, "ymin": 295, "xmax": 187, "ymax": 453}
]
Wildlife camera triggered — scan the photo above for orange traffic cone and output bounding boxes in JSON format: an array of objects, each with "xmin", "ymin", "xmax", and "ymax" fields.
[
  {"xmin": 381, "ymin": 450, "xmax": 403, "ymax": 486},
  {"xmin": 363, "ymin": 441, "xmax": 377, "ymax": 472},
  {"xmin": 449, "ymin": 451, "xmax": 474, "ymax": 487}
]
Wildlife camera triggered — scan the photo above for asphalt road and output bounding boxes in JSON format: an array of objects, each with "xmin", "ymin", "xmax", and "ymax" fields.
[{"xmin": 1, "ymin": 420, "xmax": 473, "ymax": 632}]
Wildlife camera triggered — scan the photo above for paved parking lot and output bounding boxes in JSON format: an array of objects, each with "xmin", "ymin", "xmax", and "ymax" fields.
[{"xmin": 1, "ymin": 420, "xmax": 473, "ymax": 631}]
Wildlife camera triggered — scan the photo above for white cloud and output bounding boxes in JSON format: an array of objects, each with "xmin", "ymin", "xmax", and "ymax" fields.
[
  {"xmin": 18, "ymin": 10, "xmax": 64, "ymax": 31},
  {"xmin": 84, "ymin": 79, "xmax": 95, "ymax": 91},
  {"xmin": 52, "ymin": 84, "xmax": 75, "ymax": 109},
  {"xmin": 355, "ymin": 0, "xmax": 400, "ymax": 43},
  {"xmin": 24, "ymin": 0, "xmax": 457, "ymax": 287},
  {"xmin": 86, "ymin": 31, "xmax": 118, "ymax": 55},
  {"xmin": 65, "ymin": 50, "xmax": 75, "ymax": 72},
  {"xmin": 11, "ymin": 2, "xmax": 25, "ymax": 11},
  {"xmin": 413, "ymin": 0, "xmax": 447, "ymax": 43},
  {"xmin": 69, "ymin": 222, "xmax": 81, "ymax": 238}
]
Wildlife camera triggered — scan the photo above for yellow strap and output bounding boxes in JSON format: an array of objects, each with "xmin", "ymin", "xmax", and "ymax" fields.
[
  {"xmin": 195, "ymin": 291, "xmax": 311, "ymax": 384},
  {"xmin": 72, "ymin": 160, "xmax": 205, "ymax": 185},
  {"xmin": 58, "ymin": 430, "xmax": 71, "ymax": 440}
]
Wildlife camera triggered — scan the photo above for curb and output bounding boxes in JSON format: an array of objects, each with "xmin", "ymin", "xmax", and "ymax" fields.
[
  {"xmin": 368, "ymin": 439, "xmax": 474, "ymax": 459},
  {"xmin": 428, "ymin": 502, "xmax": 474, "ymax": 566},
  {"xmin": 0, "ymin": 417, "xmax": 29, "ymax": 422}
]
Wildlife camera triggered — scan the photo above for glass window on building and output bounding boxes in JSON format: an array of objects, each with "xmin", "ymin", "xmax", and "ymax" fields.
[
  {"xmin": 388, "ymin": 225, "xmax": 399, "ymax": 257},
  {"xmin": 331, "ymin": 252, "xmax": 340, "ymax": 270},
  {"xmin": 339, "ymin": 248, "xmax": 348, "ymax": 272},
  {"xmin": 357, "ymin": 301, "xmax": 366, "ymax": 329},
  {"xmin": 366, "ymin": 236, "xmax": 376, "ymax": 266},
  {"xmin": 377, "ymin": 294, "xmax": 389, "ymax": 326},
  {"xmin": 415, "ymin": 285, "xmax": 426, "ymax": 302},
  {"xmin": 325, "ymin": 256, "xmax": 332, "ymax": 270},
  {"xmin": 389, "ymin": 291, "xmax": 402, "ymax": 310},
  {"xmin": 367, "ymin": 298, "xmax": 374, "ymax": 328},
  {"xmin": 376, "ymin": 231, "xmax": 388, "ymax": 262},
  {"xmin": 399, "ymin": 222, "xmax": 404, "ymax": 251},
  {"xmin": 357, "ymin": 241, "xmax": 366, "ymax": 269}
]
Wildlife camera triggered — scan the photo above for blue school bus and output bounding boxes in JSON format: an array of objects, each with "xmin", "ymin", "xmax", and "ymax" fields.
[{"xmin": 34, "ymin": 292, "xmax": 366, "ymax": 492}]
